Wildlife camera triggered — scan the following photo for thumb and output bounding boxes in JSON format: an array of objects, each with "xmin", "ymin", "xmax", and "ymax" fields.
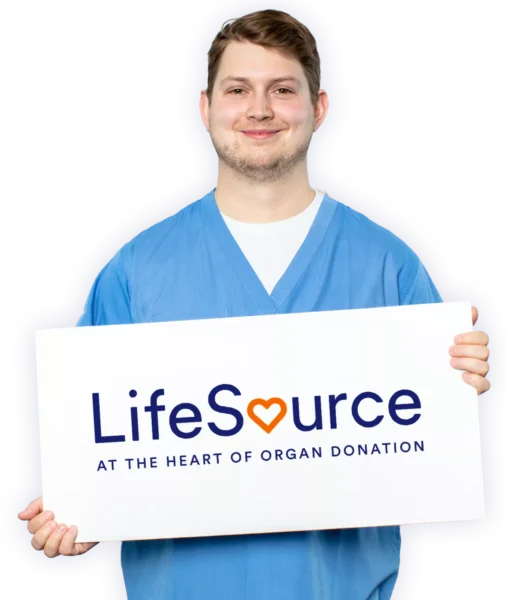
[
  {"xmin": 18, "ymin": 497, "xmax": 43, "ymax": 520},
  {"xmin": 472, "ymin": 305, "xmax": 478, "ymax": 326}
]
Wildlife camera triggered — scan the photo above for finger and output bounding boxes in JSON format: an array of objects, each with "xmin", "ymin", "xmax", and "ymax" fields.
[
  {"xmin": 31, "ymin": 520, "xmax": 58, "ymax": 551},
  {"xmin": 43, "ymin": 523, "xmax": 68, "ymax": 558},
  {"xmin": 450, "ymin": 357, "xmax": 490, "ymax": 377},
  {"xmin": 463, "ymin": 371, "xmax": 491, "ymax": 395},
  {"xmin": 18, "ymin": 497, "xmax": 43, "ymax": 521},
  {"xmin": 454, "ymin": 331, "xmax": 489, "ymax": 345},
  {"xmin": 472, "ymin": 306, "xmax": 478, "ymax": 326},
  {"xmin": 449, "ymin": 344, "xmax": 490, "ymax": 361},
  {"xmin": 59, "ymin": 525, "xmax": 78, "ymax": 556},
  {"xmin": 27, "ymin": 510, "xmax": 55, "ymax": 535}
]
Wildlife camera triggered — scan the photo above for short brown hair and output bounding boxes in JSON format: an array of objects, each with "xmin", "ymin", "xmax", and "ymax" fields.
[{"xmin": 206, "ymin": 9, "xmax": 321, "ymax": 107}]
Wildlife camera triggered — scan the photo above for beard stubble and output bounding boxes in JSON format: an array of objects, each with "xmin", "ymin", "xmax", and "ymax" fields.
[{"xmin": 209, "ymin": 130, "xmax": 313, "ymax": 183}]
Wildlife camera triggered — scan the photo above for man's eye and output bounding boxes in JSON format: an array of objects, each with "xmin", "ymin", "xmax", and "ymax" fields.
[{"xmin": 229, "ymin": 88, "xmax": 293, "ymax": 95}]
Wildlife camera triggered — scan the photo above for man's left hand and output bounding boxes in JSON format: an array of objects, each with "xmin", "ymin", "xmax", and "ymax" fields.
[{"xmin": 449, "ymin": 306, "xmax": 490, "ymax": 395}]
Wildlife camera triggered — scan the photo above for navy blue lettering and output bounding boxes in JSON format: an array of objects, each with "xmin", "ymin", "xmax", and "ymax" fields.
[
  {"xmin": 144, "ymin": 389, "xmax": 166, "ymax": 440},
  {"xmin": 329, "ymin": 393, "xmax": 348, "ymax": 429},
  {"xmin": 169, "ymin": 403, "xmax": 202, "ymax": 439},
  {"xmin": 207, "ymin": 384, "xmax": 244, "ymax": 436},
  {"xmin": 129, "ymin": 389, "xmax": 139, "ymax": 441},
  {"xmin": 231, "ymin": 452, "xmax": 242, "ymax": 463},
  {"xmin": 352, "ymin": 391, "xmax": 384, "ymax": 428},
  {"xmin": 93, "ymin": 393, "xmax": 126, "ymax": 443},
  {"xmin": 261, "ymin": 450, "xmax": 272, "ymax": 461},
  {"xmin": 130, "ymin": 407, "xmax": 139, "ymax": 441},
  {"xmin": 389, "ymin": 389, "xmax": 421, "ymax": 425},
  {"xmin": 292, "ymin": 395, "xmax": 323, "ymax": 431}
]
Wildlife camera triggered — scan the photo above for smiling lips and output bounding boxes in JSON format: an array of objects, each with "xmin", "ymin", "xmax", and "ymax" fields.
[{"xmin": 242, "ymin": 130, "xmax": 280, "ymax": 139}]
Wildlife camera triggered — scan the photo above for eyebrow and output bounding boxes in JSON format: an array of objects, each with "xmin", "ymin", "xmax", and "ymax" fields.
[{"xmin": 220, "ymin": 76, "xmax": 301, "ymax": 87}]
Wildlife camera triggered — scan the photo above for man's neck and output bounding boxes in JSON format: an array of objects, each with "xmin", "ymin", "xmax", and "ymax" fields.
[{"xmin": 214, "ymin": 175, "xmax": 316, "ymax": 224}]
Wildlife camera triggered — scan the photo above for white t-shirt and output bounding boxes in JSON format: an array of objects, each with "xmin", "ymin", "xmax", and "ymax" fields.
[{"xmin": 221, "ymin": 189, "xmax": 326, "ymax": 294}]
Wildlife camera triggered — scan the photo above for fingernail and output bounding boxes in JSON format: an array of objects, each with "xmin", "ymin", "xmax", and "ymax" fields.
[
  {"xmin": 455, "ymin": 335, "xmax": 463, "ymax": 343},
  {"xmin": 58, "ymin": 524, "xmax": 67, "ymax": 533}
]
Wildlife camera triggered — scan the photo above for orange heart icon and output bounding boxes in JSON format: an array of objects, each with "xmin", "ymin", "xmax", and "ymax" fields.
[{"xmin": 247, "ymin": 397, "xmax": 287, "ymax": 434}]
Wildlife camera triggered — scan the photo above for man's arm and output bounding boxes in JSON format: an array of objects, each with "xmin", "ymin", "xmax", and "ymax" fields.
[{"xmin": 399, "ymin": 256, "xmax": 491, "ymax": 395}]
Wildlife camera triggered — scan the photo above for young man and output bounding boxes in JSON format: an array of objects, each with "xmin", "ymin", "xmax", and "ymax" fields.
[{"xmin": 19, "ymin": 9, "xmax": 491, "ymax": 600}]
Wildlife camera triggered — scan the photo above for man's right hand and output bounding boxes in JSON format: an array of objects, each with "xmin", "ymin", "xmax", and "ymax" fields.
[{"xmin": 18, "ymin": 497, "xmax": 99, "ymax": 558}]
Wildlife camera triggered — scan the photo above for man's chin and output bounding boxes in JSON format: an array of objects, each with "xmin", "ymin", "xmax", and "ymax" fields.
[
  {"xmin": 213, "ymin": 144, "xmax": 297, "ymax": 178},
  {"xmin": 224, "ymin": 153, "xmax": 281, "ymax": 169},
  {"xmin": 217, "ymin": 159, "xmax": 285, "ymax": 181}
]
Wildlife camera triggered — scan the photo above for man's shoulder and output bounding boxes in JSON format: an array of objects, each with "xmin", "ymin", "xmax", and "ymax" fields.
[
  {"xmin": 329, "ymin": 194, "xmax": 435, "ymax": 302},
  {"xmin": 330, "ymin": 194, "xmax": 419, "ymax": 266},
  {"xmin": 117, "ymin": 195, "xmax": 204, "ymax": 264}
]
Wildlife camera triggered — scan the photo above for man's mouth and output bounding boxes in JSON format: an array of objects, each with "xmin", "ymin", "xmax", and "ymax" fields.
[{"xmin": 242, "ymin": 129, "xmax": 279, "ymax": 140}]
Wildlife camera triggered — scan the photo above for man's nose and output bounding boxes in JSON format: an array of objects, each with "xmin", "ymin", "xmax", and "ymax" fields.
[{"xmin": 247, "ymin": 94, "xmax": 273, "ymax": 120}]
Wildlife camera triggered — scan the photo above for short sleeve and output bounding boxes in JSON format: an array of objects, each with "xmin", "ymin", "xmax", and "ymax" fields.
[
  {"xmin": 76, "ymin": 245, "xmax": 133, "ymax": 327},
  {"xmin": 399, "ymin": 248, "xmax": 444, "ymax": 304}
]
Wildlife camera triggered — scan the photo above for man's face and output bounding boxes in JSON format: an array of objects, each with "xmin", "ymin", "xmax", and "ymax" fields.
[{"xmin": 200, "ymin": 41, "xmax": 326, "ymax": 183}]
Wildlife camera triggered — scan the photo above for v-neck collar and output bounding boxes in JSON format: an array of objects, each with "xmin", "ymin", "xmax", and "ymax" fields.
[{"xmin": 200, "ymin": 188, "xmax": 339, "ymax": 313}]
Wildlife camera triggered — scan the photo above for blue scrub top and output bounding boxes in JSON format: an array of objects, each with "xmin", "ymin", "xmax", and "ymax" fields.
[{"xmin": 77, "ymin": 188, "xmax": 442, "ymax": 600}]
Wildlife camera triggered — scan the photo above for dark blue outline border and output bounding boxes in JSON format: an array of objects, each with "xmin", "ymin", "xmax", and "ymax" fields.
[{"xmin": 2, "ymin": 0, "xmax": 506, "ymax": 600}]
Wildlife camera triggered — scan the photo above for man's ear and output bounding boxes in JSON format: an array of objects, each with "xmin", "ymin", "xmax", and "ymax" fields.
[
  {"xmin": 200, "ymin": 90, "xmax": 210, "ymax": 132},
  {"xmin": 314, "ymin": 90, "xmax": 330, "ymax": 133}
]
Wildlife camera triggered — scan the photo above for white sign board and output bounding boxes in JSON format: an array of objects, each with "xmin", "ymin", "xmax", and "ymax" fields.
[{"xmin": 35, "ymin": 301, "xmax": 484, "ymax": 543}]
